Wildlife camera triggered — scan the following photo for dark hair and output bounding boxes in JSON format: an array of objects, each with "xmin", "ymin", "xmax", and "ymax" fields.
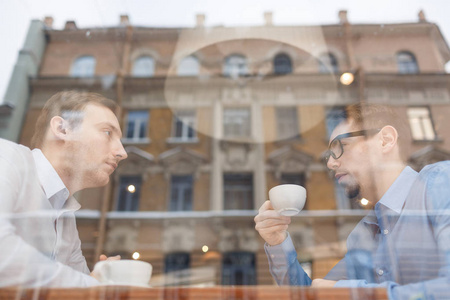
[
  {"xmin": 330, "ymin": 102, "xmax": 409, "ymax": 160},
  {"xmin": 31, "ymin": 90, "xmax": 118, "ymax": 148}
]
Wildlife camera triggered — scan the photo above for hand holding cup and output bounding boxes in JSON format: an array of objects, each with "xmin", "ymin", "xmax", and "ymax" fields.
[{"xmin": 269, "ymin": 184, "xmax": 306, "ymax": 216}]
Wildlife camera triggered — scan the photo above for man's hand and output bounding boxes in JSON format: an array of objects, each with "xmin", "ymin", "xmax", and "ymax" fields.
[
  {"xmin": 98, "ymin": 254, "xmax": 121, "ymax": 261},
  {"xmin": 311, "ymin": 278, "xmax": 337, "ymax": 288},
  {"xmin": 90, "ymin": 254, "xmax": 121, "ymax": 280},
  {"xmin": 254, "ymin": 200, "xmax": 291, "ymax": 246}
]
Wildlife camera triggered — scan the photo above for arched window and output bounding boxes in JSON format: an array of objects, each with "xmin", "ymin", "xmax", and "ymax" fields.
[
  {"xmin": 223, "ymin": 54, "xmax": 248, "ymax": 78},
  {"xmin": 177, "ymin": 56, "xmax": 200, "ymax": 76},
  {"xmin": 318, "ymin": 53, "xmax": 339, "ymax": 74},
  {"xmin": 132, "ymin": 56, "xmax": 155, "ymax": 77},
  {"xmin": 397, "ymin": 51, "xmax": 419, "ymax": 74},
  {"xmin": 71, "ymin": 56, "xmax": 96, "ymax": 77},
  {"xmin": 274, "ymin": 53, "xmax": 292, "ymax": 75}
]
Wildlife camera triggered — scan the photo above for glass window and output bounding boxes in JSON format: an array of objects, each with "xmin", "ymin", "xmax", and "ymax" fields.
[
  {"xmin": 222, "ymin": 252, "xmax": 256, "ymax": 285},
  {"xmin": 274, "ymin": 53, "xmax": 292, "ymax": 75},
  {"xmin": 125, "ymin": 110, "xmax": 149, "ymax": 140},
  {"xmin": 117, "ymin": 176, "xmax": 141, "ymax": 211},
  {"xmin": 172, "ymin": 111, "xmax": 196, "ymax": 140},
  {"xmin": 177, "ymin": 56, "xmax": 200, "ymax": 76},
  {"xmin": 223, "ymin": 108, "xmax": 251, "ymax": 138},
  {"xmin": 132, "ymin": 56, "xmax": 155, "ymax": 77},
  {"xmin": 407, "ymin": 107, "xmax": 436, "ymax": 140},
  {"xmin": 165, "ymin": 252, "xmax": 191, "ymax": 273},
  {"xmin": 223, "ymin": 174, "xmax": 253, "ymax": 210},
  {"xmin": 325, "ymin": 106, "xmax": 346, "ymax": 139},
  {"xmin": 318, "ymin": 53, "xmax": 339, "ymax": 74},
  {"xmin": 70, "ymin": 55, "xmax": 96, "ymax": 77},
  {"xmin": 223, "ymin": 54, "xmax": 248, "ymax": 78},
  {"xmin": 397, "ymin": 51, "xmax": 419, "ymax": 74},
  {"xmin": 169, "ymin": 175, "xmax": 193, "ymax": 211},
  {"xmin": 276, "ymin": 107, "xmax": 299, "ymax": 140}
]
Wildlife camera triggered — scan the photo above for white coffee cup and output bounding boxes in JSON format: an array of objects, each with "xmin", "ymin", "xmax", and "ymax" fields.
[
  {"xmin": 93, "ymin": 259, "xmax": 152, "ymax": 287},
  {"xmin": 269, "ymin": 184, "xmax": 306, "ymax": 216}
]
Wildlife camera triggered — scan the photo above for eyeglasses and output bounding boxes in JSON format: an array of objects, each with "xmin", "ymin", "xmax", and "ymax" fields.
[{"xmin": 324, "ymin": 129, "xmax": 381, "ymax": 163}]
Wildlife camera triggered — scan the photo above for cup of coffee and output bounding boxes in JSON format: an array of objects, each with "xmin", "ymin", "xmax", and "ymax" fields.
[
  {"xmin": 269, "ymin": 184, "xmax": 306, "ymax": 216},
  {"xmin": 93, "ymin": 259, "xmax": 152, "ymax": 287}
]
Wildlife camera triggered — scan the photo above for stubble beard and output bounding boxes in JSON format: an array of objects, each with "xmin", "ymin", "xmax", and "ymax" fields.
[{"xmin": 345, "ymin": 183, "xmax": 361, "ymax": 199}]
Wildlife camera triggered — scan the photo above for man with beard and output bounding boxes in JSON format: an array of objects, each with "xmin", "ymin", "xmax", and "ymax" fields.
[
  {"xmin": 0, "ymin": 91, "xmax": 127, "ymax": 287},
  {"xmin": 255, "ymin": 103, "xmax": 450, "ymax": 299}
]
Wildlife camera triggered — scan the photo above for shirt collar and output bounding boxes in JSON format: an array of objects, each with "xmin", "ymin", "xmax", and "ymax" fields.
[
  {"xmin": 362, "ymin": 166, "xmax": 418, "ymax": 230},
  {"xmin": 32, "ymin": 149, "xmax": 80, "ymax": 211},
  {"xmin": 376, "ymin": 166, "xmax": 418, "ymax": 214}
]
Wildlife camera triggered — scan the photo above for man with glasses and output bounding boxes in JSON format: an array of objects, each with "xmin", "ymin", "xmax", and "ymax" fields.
[{"xmin": 255, "ymin": 103, "xmax": 450, "ymax": 299}]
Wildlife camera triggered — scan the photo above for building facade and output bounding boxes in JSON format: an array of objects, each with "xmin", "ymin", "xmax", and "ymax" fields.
[{"xmin": 15, "ymin": 11, "xmax": 450, "ymax": 286}]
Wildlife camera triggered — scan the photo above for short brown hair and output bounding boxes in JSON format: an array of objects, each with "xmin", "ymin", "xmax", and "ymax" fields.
[
  {"xmin": 331, "ymin": 102, "xmax": 409, "ymax": 161},
  {"xmin": 31, "ymin": 90, "xmax": 118, "ymax": 149}
]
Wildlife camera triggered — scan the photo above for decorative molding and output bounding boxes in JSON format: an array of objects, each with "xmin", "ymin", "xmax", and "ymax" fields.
[
  {"xmin": 104, "ymin": 224, "xmax": 138, "ymax": 254},
  {"xmin": 159, "ymin": 147, "xmax": 208, "ymax": 179},
  {"xmin": 162, "ymin": 222, "xmax": 196, "ymax": 253},
  {"xmin": 115, "ymin": 146, "xmax": 155, "ymax": 181},
  {"xmin": 217, "ymin": 228, "xmax": 259, "ymax": 252},
  {"xmin": 268, "ymin": 146, "xmax": 313, "ymax": 180},
  {"xmin": 220, "ymin": 140, "xmax": 256, "ymax": 170}
]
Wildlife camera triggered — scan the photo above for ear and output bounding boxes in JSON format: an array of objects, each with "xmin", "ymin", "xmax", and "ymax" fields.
[
  {"xmin": 49, "ymin": 116, "xmax": 68, "ymax": 140},
  {"xmin": 378, "ymin": 125, "xmax": 398, "ymax": 154}
]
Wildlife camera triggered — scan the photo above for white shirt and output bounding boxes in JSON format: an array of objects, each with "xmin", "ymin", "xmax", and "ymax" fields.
[{"xmin": 0, "ymin": 138, "xmax": 99, "ymax": 287}]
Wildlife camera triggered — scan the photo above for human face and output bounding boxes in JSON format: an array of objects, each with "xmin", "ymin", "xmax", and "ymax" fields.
[
  {"xmin": 326, "ymin": 121, "xmax": 380, "ymax": 199},
  {"xmin": 65, "ymin": 103, "xmax": 128, "ymax": 189}
]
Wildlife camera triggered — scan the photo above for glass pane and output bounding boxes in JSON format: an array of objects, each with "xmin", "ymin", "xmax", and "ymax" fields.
[{"xmin": 132, "ymin": 56, "xmax": 155, "ymax": 77}]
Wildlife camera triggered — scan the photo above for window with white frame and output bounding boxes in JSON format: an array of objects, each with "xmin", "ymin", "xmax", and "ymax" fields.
[
  {"xmin": 397, "ymin": 51, "xmax": 419, "ymax": 74},
  {"xmin": 223, "ymin": 174, "xmax": 253, "ymax": 210},
  {"xmin": 125, "ymin": 110, "xmax": 149, "ymax": 140},
  {"xmin": 117, "ymin": 176, "xmax": 141, "ymax": 211},
  {"xmin": 177, "ymin": 56, "xmax": 200, "ymax": 76},
  {"xmin": 169, "ymin": 175, "xmax": 193, "ymax": 211},
  {"xmin": 132, "ymin": 56, "xmax": 155, "ymax": 77},
  {"xmin": 172, "ymin": 111, "xmax": 196, "ymax": 141},
  {"xmin": 276, "ymin": 107, "xmax": 300, "ymax": 140},
  {"xmin": 407, "ymin": 107, "xmax": 436, "ymax": 140},
  {"xmin": 223, "ymin": 54, "xmax": 248, "ymax": 78},
  {"xmin": 71, "ymin": 55, "xmax": 96, "ymax": 77},
  {"xmin": 223, "ymin": 108, "xmax": 251, "ymax": 138}
]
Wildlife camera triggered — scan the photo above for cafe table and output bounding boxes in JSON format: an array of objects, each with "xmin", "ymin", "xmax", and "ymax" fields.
[{"xmin": 0, "ymin": 286, "xmax": 388, "ymax": 299}]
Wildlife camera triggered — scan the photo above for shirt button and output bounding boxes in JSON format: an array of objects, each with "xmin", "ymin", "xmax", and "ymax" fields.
[
  {"xmin": 383, "ymin": 229, "xmax": 389, "ymax": 235},
  {"xmin": 271, "ymin": 254, "xmax": 275, "ymax": 258},
  {"xmin": 377, "ymin": 269, "xmax": 384, "ymax": 276}
]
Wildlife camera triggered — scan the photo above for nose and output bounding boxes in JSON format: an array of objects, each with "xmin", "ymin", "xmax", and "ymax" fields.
[
  {"xmin": 114, "ymin": 139, "xmax": 128, "ymax": 161},
  {"xmin": 326, "ymin": 155, "xmax": 340, "ymax": 171}
]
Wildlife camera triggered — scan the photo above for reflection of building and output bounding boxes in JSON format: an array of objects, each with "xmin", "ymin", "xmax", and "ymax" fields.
[{"xmin": 13, "ymin": 10, "xmax": 450, "ymax": 285}]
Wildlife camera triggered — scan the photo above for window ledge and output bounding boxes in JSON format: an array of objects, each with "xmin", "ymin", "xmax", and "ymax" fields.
[
  {"xmin": 274, "ymin": 135, "xmax": 304, "ymax": 145},
  {"xmin": 412, "ymin": 138, "xmax": 443, "ymax": 144},
  {"xmin": 121, "ymin": 137, "xmax": 151, "ymax": 145},
  {"xmin": 166, "ymin": 137, "xmax": 199, "ymax": 144}
]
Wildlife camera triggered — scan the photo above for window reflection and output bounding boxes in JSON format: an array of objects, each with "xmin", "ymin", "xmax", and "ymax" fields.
[
  {"xmin": 223, "ymin": 54, "xmax": 248, "ymax": 78},
  {"xmin": 132, "ymin": 56, "xmax": 155, "ymax": 77},
  {"xmin": 177, "ymin": 56, "xmax": 200, "ymax": 76},
  {"xmin": 397, "ymin": 51, "xmax": 419, "ymax": 74},
  {"xmin": 70, "ymin": 55, "xmax": 96, "ymax": 77},
  {"xmin": 273, "ymin": 53, "xmax": 292, "ymax": 75}
]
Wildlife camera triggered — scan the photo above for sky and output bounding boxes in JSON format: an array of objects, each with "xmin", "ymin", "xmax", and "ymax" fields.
[{"xmin": 1, "ymin": 0, "xmax": 449, "ymax": 103}]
